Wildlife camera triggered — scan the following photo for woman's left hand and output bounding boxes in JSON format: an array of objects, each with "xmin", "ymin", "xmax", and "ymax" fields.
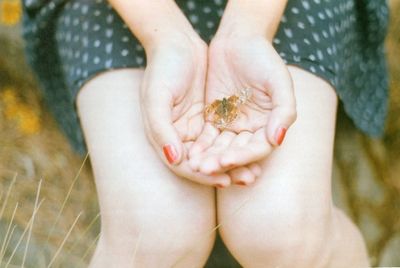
[{"xmin": 189, "ymin": 34, "xmax": 297, "ymax": 176}]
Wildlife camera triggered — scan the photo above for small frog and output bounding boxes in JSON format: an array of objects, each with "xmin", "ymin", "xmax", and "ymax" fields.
[{"xmin": 205, "ymin": 88, "xmax": 252, "ymax": 129}]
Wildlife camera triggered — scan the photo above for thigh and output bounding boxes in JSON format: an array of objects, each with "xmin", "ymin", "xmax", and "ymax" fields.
[
  {"xmin": 76, "ymin": 69, "xmax": 215, "ymax": 251},
  {"xmin": 217, "ymin": 65, "xmax": 338, "ymax": 240}
]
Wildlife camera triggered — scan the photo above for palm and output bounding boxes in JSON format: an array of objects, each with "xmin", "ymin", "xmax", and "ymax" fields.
[
  {"xmin": 205, "ymin": 37, "xmax": 286, "ymax": 132},
  {"xmin": 142, "ymin": 42, "xmax": 225, "ymax": 185},
  {"xmin": 143, "ymin": 45, "xmax": 205, "ymax": 142},
  {"xmin": 189, "ymin": 36, "xmax": 294, "ymax": 174}
]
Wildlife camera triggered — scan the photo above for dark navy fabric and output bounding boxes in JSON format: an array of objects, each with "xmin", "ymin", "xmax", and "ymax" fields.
[{"xmin": 22, "ymin": 0, "xmax": 389, "ymax": 156}]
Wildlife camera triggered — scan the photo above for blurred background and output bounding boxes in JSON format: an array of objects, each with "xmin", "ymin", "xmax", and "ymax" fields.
[{"xmin": 0, "ymin": 0, "xmax": 399, "ymax": 267}]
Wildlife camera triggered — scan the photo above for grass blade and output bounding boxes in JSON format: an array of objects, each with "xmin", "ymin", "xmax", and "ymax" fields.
[
  {"xmin": 129, "ymin": 230, "xmax": 143, "ymax": 267},
  {"xmin": 4, "ymin": 198, "xmax": 44, "ymax": 268},
  {"xmin": 45, "ymin": 152, "xmax": 89, "ymax": 245},
  {"xmin": 0, "ymin": 202, "xmax": 19, "ymax": 263},
  {"xmin": 0, "ymin": 173, "xmax": 17, "ymax": 220},
  {"xmin": 64, "ymin": 213, "xmax": 100, "ymax": 257},
  {"xmin": 21, "ymin": 179, "xmax": 42, "ymax": 268},
  {"xmin": 80, "ymin": 232, "xmax": 100, "ymax": 263},
  {"xmin": 2, "ymin": 225, "xmax": 17, "ymax": 263},
  {"xmin": 47, "ymin": 211, "xmax": 83, "ymax": 268}
]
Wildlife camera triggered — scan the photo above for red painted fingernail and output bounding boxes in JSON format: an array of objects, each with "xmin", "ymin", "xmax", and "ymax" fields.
[
  {"xmin": 215, "ymin": 184, "xmax": 225, "ymax": 189},
  {"xmin": 275, "ymin": 127, "xmax": 287, "ymax": 146},
  {"xmin": 163, "ymin": 144, "xmax": 178, "ymax": 164},
  {"xmin": 236, "ymin": 181, "xmax": 247, "ymax": 186}
]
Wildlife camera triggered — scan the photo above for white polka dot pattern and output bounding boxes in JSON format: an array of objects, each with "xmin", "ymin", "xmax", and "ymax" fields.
[{"xmin": 22, "ymin": 0, "xmax": 390, "ymax": 155}]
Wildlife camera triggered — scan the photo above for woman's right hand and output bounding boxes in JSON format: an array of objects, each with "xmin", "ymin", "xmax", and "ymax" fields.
[
  {"xmin": 140, "ymin": 33, "xmax": 215, "ymax": 184},
  {"xmin": 108, "ymin": 0, "xmax": 261, "ymax": 187},
  {"xmin": 141, "ymin": 32, "xmax": 262, "ymax": 188}
]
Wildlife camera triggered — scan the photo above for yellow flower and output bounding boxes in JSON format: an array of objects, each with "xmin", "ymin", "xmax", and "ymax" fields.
[
  {"xmin": 17, "ymin": 106, "xmax": 41, "ymax": 135},
  {"xmin": 1, "ymin": 87, "xmax": 41, "ymax": 135},
  {"xmin": 4, "ymin": 103, "xmax": 19, "ymax": 119},
  {"xmin": 1, "ymin": 87, "xmax": 17, "ymax": 105},
  {"xmin": 0, "ymin": 0, "xmax": 22, "ymax": 26},
  {"xmin": 2, "ymin": 87, "xmax": 18, "ymax": 119}
]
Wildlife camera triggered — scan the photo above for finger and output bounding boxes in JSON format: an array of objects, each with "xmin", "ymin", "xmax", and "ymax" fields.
[
  {"xmin": 205, "ymin": 130, "xmax": 236, "ymax": 154},
  {"xmin": 219, "ymin": 130, "xmax": 262, "ymax": 168},
  {"xmin": 198, "ymin": 154, "xmax": 222, "ymax": 176},
  {"xmin": 220, "ymin": 129, "xmax": 273, "ymax": 167},
  {"xmin": 142, "ymin": 88, "xmax": 183, "ymax": 166},
  {"xmin": 227, "ymin": 131, "xmax": 252, "ymax": 149},
  {"xmin": 177, "ymin": 162, "xmax": 231, "ymax": 188},
  {"xmin": 188, "ymin": 153, "xmax": 203, "ymax": 172},
  {"xmin": 214, "ymin": 131, "xmax": 252, "ymax": 170},
  {"xmin": 175, "ymin": 142, "xmax": 232, "ymax": 187},
  {"xmin": 212, "ymin": 162, "xmax": 262, "ymax": 180},
  {"xmin": 228, "ymin": 166, "xmax": 256, "ymax": 186},
  {"xmin": 190, "ymin": 130, "xmax": 234, "ymax": 172},
  {"xmin": 248, "ymin": 162, "xmax": 262, "ymax": 177},
  {"xmin": 188, "ymin": 123, "xmax": 219, "ymax": 158},
  {"xmin": 198, "ymin": 131, "xmax": 236, "ymax": 174},
  {"xmin": 264, "ymin": 65, "xmax": 297, "ymax": 146}
]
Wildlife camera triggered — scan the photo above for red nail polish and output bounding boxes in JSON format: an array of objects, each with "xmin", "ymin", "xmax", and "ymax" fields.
[
  {"xmin": 215, "ymin": 184, "xmax": 225, "ymax": 189},
  {"xmin": 163, "ymin": 144, "xmax": 178, "ymax": 164},
  {"xmin": 236, "ymin": 181, "xmax": 247, "ymax": 186},
  {"xmin": 276, "ymin": 127, "xmax": 287, "ymax": 146}
]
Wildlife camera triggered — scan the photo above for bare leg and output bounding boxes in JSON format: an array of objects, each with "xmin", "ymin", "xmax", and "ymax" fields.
[
  {"xmin": 76, "ymin": 69, "xmax": 216, "ymax": 267},
  {"xmin": 217, "ymin": 66, "xmax": 369, "ymax": 268}
]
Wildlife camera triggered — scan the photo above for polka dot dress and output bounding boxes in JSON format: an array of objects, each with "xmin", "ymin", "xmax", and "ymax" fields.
[{"xmin": 22, "ymin": 0, "xmax": 389, "ymax": 156}]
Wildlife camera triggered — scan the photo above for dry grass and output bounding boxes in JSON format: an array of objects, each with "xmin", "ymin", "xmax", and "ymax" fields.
[{"xmin": 0, "ymin": 70, "xmax": 99, "ymax": 266}]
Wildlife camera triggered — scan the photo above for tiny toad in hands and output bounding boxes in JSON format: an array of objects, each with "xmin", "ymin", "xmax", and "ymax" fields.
[{"xmin": 205, "ymin": 88, "xmax": 252, "ymax": 129}]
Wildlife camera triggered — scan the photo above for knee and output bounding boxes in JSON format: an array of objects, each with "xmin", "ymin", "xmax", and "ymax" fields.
[
  {"xmin": 219, "ymin": 202, "xmax": 334, "ymax": 267},
  {"xmin": 99, "ymin": 205, "xmax": 216, "ymax": 260},
  {"xmin": 97, "ymin": 200, "xmax": 215, "ymax": 267}
]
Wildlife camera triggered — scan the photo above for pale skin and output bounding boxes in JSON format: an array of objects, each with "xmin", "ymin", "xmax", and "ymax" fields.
[{"xmin": 75, "ymin": 0, "xmax": 370, "ymax": 267}]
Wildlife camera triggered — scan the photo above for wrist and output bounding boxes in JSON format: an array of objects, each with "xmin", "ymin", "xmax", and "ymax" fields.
[
  {"xmin": 108, "ymin": 0, "xmax": 200, "ymax": 51},
  {"xmin": 216, "ymin": 12, "xmax": 268, "ymax": 40},
  {"xmin": 146, "ymin": 32, "xmax": 207, "ymax": 63},
  {"xmin": 144, "ymin": 29, "xmax": 204, "ymax": 56},
  {"xmin": 214, "ymin": 23, "xmax": 269, "ymax": 45},
  {"xmin": 215, "ymin": 0, "xmax": 288, "ymax": 42},
  {"xmin": 147, "ymin": 32, "xmax": 206, "ymax": 55},
  {"xmin": 212, "ymin": 26, "xmax": 270, "ymax": 54}
]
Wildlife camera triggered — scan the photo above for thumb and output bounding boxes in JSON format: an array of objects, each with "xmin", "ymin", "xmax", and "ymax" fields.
[
  {"xmin": 143, "ymin": 90, "xmax": 184, "ymax": 165},
  {"xmin": 264, "ymin": 69, "xmax": 297, "ymax": 146}
]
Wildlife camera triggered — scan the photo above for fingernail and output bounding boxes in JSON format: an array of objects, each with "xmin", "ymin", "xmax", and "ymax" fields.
[
  {"xmin": 215, "ymin": 184, "xmax": 225, "ymax": 189},
  {"xmin": 275, "ymin": 127, "xmax": 287, "ymax": 146},
  {"xmin": 163, "ymin": 144, "xmax": 178, "ymax": 164},
  {"xmin": 236, "ymin": 181, "xmax": 247, "ymax": 186}
]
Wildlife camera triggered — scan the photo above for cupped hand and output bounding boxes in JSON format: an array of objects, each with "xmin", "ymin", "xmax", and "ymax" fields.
[
  {"xmin": 141, "ymin": 34, "xmax": 261, "ymax": 187},
  {"xmin": 189, "ymin": 34, "xmax": 297, "ymax": 177}
]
